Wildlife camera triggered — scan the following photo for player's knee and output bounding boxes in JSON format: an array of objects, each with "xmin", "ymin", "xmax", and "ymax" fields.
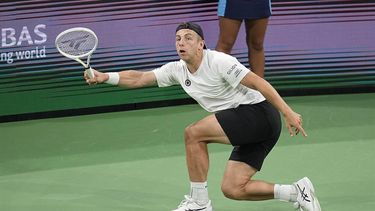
[
  {"xmin": 221, "ymin": 183, "xmax": 241, "ymax": 200},
  {"xmin": 221, "ymin": 178, "xmax": 246, "ymax": 200},
  {"xmin": 184, "ymin": 124, "xmax": 199, "ymax": 145},
  {"xmin": 221, "ymin": 183, "xmax": 234, "ymax": 199}
]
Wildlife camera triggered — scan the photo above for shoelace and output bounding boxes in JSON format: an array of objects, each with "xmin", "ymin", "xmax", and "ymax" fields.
[
  {"xmin": 178, "ymin": 195, "xmax": 194, "ymax": 208},
  {"xmin": 296, "ymin": 184, "xmax": 311, "ymax": 202}
]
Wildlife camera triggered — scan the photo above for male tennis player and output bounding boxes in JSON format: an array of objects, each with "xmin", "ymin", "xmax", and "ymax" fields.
[{"xmin": 85, "ymin": 22, "xmax": 321, "ymax": 211}]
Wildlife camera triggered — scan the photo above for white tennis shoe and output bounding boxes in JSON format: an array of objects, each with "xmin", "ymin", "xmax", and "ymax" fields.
[
  {"xmin": 293, "ymin": 177, "xmax": 321, "ymax": 211},
  {"xmin": 172, "ymin": 195, "xmax": 213, "ymax": 211}
]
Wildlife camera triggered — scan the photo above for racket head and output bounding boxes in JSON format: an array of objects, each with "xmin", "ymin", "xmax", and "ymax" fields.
[{"xmin": 55, "ymin": 27, "xmax": 98, "ymax": 60}]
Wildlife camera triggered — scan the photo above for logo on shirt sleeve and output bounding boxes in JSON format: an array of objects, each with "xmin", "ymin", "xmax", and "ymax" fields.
[
  {"xmin": 227, "ymin": 64, "xmax": 243, "ymax": 78},
  {"xmin": 227, "ymin": 64, "xmax": 237, "ymax": 75}
]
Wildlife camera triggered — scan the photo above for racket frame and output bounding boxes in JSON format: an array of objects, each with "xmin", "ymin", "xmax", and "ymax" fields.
[{"xmin": 55, "ymin": 27, "xmax": 98, "ymax": 79}]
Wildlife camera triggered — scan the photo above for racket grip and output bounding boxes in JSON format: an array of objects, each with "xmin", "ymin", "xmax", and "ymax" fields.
[{"xmin": 85, "ymin": 67, "xmax": 95, "ymax": 79}]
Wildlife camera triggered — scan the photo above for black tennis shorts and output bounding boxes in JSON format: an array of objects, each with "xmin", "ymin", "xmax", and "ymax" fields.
[{"xmin": 215, "ymin": 101, "xmax": 281, "ymax": 171}]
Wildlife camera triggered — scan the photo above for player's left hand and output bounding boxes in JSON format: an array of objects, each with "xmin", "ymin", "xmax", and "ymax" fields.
[{"xmin": 284, "ymin": 111, "xmax": 307, "ymax": 137}]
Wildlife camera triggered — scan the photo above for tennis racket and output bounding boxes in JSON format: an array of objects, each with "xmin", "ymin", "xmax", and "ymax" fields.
[{"xmin": 55, "ymin": 27, "xmax": 98, "ymax": 79}]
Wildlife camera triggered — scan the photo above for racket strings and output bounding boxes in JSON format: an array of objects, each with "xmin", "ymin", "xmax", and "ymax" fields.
[{"xmin": 56, "ymin": 30, "xmax": 97, "ymax": 57}]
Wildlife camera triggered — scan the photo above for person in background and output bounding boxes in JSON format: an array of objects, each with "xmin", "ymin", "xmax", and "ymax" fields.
[{"xmin": 216, "ymin": 0, "xmax": 271, "ymax": 78}]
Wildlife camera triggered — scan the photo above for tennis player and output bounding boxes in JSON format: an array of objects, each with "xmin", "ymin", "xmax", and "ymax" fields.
[
  {"xmin": 85, "ymin": 22, "xmax": 321, "ymax": 211},
  {"xmin": 216, "ymin": 0, "xmax": 271, "ymax": 78}
]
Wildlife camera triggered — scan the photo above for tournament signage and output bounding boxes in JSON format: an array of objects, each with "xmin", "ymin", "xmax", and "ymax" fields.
[{"xmin": 1, "ymin": 24, "xmax": 47, "ymax": 64}]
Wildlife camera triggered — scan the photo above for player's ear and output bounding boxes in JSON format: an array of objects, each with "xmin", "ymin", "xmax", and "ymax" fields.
[{"xmin": 199, "ymin": 40, "xmax": 205, "ymax": 50}]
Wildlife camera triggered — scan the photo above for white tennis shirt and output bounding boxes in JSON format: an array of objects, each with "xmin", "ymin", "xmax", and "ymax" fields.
[{"xmin": 153, "ymin": 49, "xmax": 265, "ymax": 112}]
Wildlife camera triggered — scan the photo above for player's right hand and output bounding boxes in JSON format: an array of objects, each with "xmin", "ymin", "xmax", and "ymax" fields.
[{"xmin": 84, "ymin": 69, "xmax": 108, "ymax": 85}]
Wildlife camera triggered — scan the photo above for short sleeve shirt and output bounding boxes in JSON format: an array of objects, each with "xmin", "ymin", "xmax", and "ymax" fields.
[{"xmin": 153, "ymin": 49, "xmax": 265, "ymax": 112}]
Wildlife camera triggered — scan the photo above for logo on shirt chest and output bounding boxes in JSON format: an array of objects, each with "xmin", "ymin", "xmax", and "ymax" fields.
[{"xmin": 185, "ymin": 79, "xmax": 191, "ymax": 86}]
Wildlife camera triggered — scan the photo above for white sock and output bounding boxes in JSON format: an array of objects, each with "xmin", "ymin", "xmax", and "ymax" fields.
[
  {"xmin": 274, "ymin": 184, "xmax": 298, "ymax": 202},
  {"xmin": 190, "ymin": 181, "xmax": 209, "ymax": 205}
]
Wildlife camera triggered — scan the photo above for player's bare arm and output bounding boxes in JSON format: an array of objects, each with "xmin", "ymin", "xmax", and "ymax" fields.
[
  {"xmin": 118, "ymin": 70, "xmax": 157, "ymax": 88},
  {"xmin": 85, "ymin": 69, "xmax": 157, "ymax": 88}
]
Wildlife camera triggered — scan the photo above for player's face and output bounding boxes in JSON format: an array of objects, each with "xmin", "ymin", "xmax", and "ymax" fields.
[{"xmin": 175, "ymin": 29, "xmax": 204, "ymax": 61}]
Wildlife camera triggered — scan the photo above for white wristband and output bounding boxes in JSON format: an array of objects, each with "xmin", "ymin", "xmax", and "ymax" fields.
[{"xmin": 105, "ymin": 72, "xmax": 120, "ymax": 85}]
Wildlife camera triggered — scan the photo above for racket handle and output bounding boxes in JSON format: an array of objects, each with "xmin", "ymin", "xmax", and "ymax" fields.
[{"xmin": 85, "ymin": 67, "xmax": 95, "ymax": 79}]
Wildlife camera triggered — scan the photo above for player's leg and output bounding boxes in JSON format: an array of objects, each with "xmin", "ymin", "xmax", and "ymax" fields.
[
  {"xmin": 215, "ymin": 17, "xmax": 242, "ymax": 54},
  {"xmin": 244, "ymin": 18, "xmax": 269, "ymax": 78},
  {"xmin": 184, "ymin": 114, "xmax": 230, "ymax": 182},
  {"xmin": 220, "ymin": 163, "xmax": 321, "ymax": 211},
  {"xmin": 172, "ymin": 114, "xmax": 230, "ymax": 211},
  {"xmin": 221, "ymin": 160, "xmax": 274, "ymax": 200},
  {"xmin": 175, "ymin": 101, "xmax": 277, "ymax": 210},
  {"xmin": 221, "ymin": 151, "xmax": 321, "ymax": 210}
]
